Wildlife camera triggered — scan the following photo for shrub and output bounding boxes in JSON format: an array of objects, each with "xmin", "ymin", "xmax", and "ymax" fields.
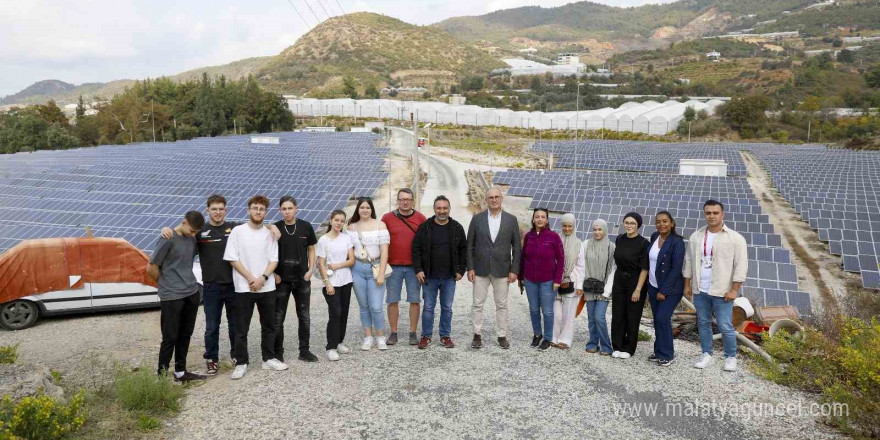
[
  {"xmin": 113, "ymin": 368, "xmax": 184, "ymax": 414},
  {"xmin": 751, "ymin": 317, "xmax": 880, "ymax": 436},
  {"xmin": 638, "ymin": 330, "xmax": 652, "ymax": 342},
  {"xmin": 770, "ymin": 130, "xmax": 790, "ymax": 143},
  {"xmin": 0, "ymin": 345, "xmax": 18, "ymax": 364},
  {"xmin": 0, "ymin": 391, "xmax": 87, "ymax": 440},
  {"xmin": 136, "ymin": 414, "xmax": 160, "ymax": 431}
]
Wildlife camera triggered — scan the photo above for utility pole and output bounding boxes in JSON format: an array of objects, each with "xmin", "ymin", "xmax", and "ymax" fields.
[
  {"xmin": 150, "ymin": 101, "xmax": 156, "ymax": 142},
  {"xmin": 412, "ymin": 114, "xmax": 420, "ymax": 211},
  {"xmin": 576, "ymin": 82, "xmax": 583, "ymax": 141}
]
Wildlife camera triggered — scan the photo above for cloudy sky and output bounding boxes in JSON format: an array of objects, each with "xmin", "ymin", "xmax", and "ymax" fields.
[{"xmin": 1, "ymin": 0, "xmax": 676, "ymax": 97}]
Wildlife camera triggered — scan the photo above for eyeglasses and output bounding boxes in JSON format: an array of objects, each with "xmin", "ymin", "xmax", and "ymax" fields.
[{"xmin": 398, "ymin": 198, "xmax": 413, "ymax": 202}]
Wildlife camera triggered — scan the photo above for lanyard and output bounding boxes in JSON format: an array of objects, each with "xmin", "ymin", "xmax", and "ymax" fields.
[{"xmin": 703, "ymin": 229, "xmax": 714, "ymax": 259}]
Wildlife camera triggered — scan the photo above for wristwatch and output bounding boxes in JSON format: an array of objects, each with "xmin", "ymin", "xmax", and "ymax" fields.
[{"xmin": 262, "ymin": 274, "xmax": 269, "ymax": 281}]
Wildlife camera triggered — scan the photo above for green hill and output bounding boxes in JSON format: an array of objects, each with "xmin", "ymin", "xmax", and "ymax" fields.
[
  {"xmin": 256, "ymin": 12, "xmax": 505, "ymax": 95},
  {"xmin": 434, "ymin": 0, "xmax": 820, "ymax": 51}
]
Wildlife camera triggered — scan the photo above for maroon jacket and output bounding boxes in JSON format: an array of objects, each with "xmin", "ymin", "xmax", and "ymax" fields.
[{"xmin": 519, "ymin": 229, "xmax": 564, "ymax": 284}]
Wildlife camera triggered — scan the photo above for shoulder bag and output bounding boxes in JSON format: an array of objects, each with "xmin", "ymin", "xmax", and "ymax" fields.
[{"xmin": 356, "ymin": 228, "xmax": 392, "ymax": 279}]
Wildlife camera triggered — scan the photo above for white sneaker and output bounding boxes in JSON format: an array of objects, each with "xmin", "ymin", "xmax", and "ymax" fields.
[
  {"xmin": 336, "ymin": 343, "xmax": 351, "ymax": 354},
  {"xmin": 376, "ymin": 337, "xmax": 388, "ymax": 350},
  {"xmin": 617, "ymin": 352, "xmax": 631, "ymax": 359},
  {"xmin": 327, "ymin": 349, "xmax": 340, "ymax": 361},
  {"xmin": 230, "ymin": 364, "xmax": 247, "ymax": 380},
  {"xmin": 723, "ymin": 357, "xmax": 737, "ymax": 372},
  {"xmin": 693, "ymin": 353, "xmax": 715, "ymax": 369},
  {"xmin": 361, "ymin": 337, "xmax": 374, "ymax": 351},
  {"xmin": 261, "ymin": 358, "xmax": 289, "ymax": 371},
  {"xmin": 611, "ymin": 351, "xmax": 621, "ymax": 358}
]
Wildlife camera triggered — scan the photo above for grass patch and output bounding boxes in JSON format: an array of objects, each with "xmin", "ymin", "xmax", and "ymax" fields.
[
  {"xmin": 751, "ymin": 317, "xmax": 880, "ymax": 437},
  {"xmin": 0, "ymin": 344, "xmax": 19, "ymax": 364},
  {"xmin": 638, "ymin": 330, "xmax": 652, "ymax": 342},
  {"xmin": 113, "ymin": 368, "xmax": 184, "ymax": 414},
  {"xmin": 135, "ymin": 414, "xmax": 160, "ymax": 432}
]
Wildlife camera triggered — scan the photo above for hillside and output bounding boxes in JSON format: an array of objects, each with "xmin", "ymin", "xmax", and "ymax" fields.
[
  {"xmin": 434, "ymin": 0, "xmax": 821, "ymax": 56},
  {"xmin": 0, "ymin": 80, "xmax": 76, "ymax": 105},
  {"xmin": 256, "ymin": 12, "xmax": 506, "ymax": 95}
]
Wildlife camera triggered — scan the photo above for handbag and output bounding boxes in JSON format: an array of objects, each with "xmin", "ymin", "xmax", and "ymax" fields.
[
  {"xmin": 558, "ymin": 282, "xmax": 575, "ymax": 294},
  {"xmin": 581, "ymin": 241, "xmax": 611, "ymax": 294},
  {"xmin": 355, "ymin": 229, "xmax": 393, "ymax": 279}
]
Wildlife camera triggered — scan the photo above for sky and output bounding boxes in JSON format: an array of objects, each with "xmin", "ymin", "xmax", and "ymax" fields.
[{"xmin": 0, "ymin": 0, "xmax": 677, "ymax": 97}]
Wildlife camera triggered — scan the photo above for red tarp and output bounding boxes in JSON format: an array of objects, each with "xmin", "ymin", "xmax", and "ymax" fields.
[{"xmin": 0, "ymin": 237, "xmax": 156, "ymax": 304}]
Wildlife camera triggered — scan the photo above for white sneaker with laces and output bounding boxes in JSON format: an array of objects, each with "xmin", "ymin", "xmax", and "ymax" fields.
[
  {"xmin": 618, "ymin": 352, "xmax": 631, "ymax": 359},
  {"xmin": 694, "ymin": 353, "xmax": 715, "ymax": 369},
  {"xmin": 262, "ymin": 358, "xmax": 289, "ymax": 371},
  {"xmin": 231, "ymin": 364, "xmax": 247, "ymax": 380},
  {"xmin": 376, "ymin": 336, "xmax": 388, "ymax": 350},
  {"xmin": 327, "ymin": 349, "xmax": 340, "ymax": 361},
  {"xmin": 336, "ymin": 343, "xmax": 351, "ymax": 354},
  {"xmin": 723, "ymin": 357, "xmax": 737, "ymax": 372},
  {"xmin": 611, "ymin": 351, "xmax": 621, "ymax": 358},
  {"xmin": 361, "ymin": 337, "xmax": 374, "ymax": 351}
]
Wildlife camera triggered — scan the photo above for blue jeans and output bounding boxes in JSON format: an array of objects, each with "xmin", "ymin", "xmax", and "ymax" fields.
[
  {"xmin": 421, "ymin": 278, "xmax": 455, "ymax": 338},
  {"xmin": 524, "ymin": 279, "xmax": 555, "ymax": 341},
  {"xmin": 202, "ymin": 282, "xmax": 237, "ymax": 361},
  {"xmin": 648, "ymin": 285, "xmax": 682, "ymax": 361},
  {"xmin": 585, "ymin": 299, "xmax": 612, "ymax": 353},
  {"xmin": 694, "ymin": 292, "xmax": 737, "ymax": 358},
  {"xmin": 352, "ymin": 261, "xmax": 386, "ymax": 332},
  {"xmin": 385, "ymin": 265, "xmax": 421, "ymax": 303}
]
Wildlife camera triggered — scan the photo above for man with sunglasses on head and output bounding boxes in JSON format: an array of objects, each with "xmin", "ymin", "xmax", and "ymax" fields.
[
  {"xmin": 273, "ymin": 195, "xmax": 318, "ymax": 363},
  {"xmin": 381, "ymin": 188, "xmax": 427, "ymax": 345}
]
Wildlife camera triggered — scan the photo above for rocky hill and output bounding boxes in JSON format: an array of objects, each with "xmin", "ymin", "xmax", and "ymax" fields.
[
  {"xmin": 1, "ymin": 80, "xmax": 76, "ymax": 105},
  {"xmin": 256, "ymin": 12, "xmax": 505, "ymax": 95}
]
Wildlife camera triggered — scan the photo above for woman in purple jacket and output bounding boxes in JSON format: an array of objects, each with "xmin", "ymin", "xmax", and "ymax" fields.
[{"xmin": 518, "ymin": 208, "xmax": 564, "ymax": 351}]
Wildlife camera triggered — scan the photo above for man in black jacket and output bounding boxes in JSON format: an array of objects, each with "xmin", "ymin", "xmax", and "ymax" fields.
[{"xmin": 411, "ymin": 195, "xmax": 467, "ymax": 349}]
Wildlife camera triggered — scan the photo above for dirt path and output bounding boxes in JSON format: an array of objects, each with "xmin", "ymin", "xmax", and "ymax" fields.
[{"xmin": 740, "ymin": 151, "xmax": 843, "ymax": 315}]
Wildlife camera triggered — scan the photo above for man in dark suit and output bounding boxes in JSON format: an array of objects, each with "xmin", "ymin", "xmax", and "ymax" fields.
[{"xmin": 466, "ymin": 187, "xmax": 522, "ymax": 349}]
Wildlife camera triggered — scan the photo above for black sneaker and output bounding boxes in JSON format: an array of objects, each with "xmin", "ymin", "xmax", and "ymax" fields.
[
  {"xmin": 298, "ymin": 351, "xmax": 319, "ymax": 362},
  {"xmin": 648, "ymin": 353, "xmax": 659, "ymax": 362},
  {"xmin": 538, "ymin": 340, "xmax": 552, "ymax": 351},
  {"xmin": 531, "ymin": 335, "xmax": 542, "ymax": 348},
  {"xmin": 205, "ymin": 360, "xmax": 218, "ymax": 376},
  {"xmin": 173, "ymin": 371, "xmax": 207, "ymax": 383},
  {"xmin": 498, "ymin": 337, "xmax": 510, "ymax": 349},
  {"xmin": 658, "ymin": 358, "xmax": 675, "ymax": 367},
  {"xmin": 471, "ymin": 334, "xmax": 483, "ymax": 349}
]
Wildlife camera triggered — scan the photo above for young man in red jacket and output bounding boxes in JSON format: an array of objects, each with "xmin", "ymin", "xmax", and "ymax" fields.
[{"xmin": 381, "ymin": 188, "xmax": 426, "ymax": 345}]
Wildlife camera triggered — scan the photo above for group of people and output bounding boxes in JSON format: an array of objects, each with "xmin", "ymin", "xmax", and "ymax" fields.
[{"xmin": 146, "ymin": 187, "xmax": 747, "ymax": 383}]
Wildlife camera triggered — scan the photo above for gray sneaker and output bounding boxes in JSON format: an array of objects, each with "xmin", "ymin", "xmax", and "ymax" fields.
[
  {"xmin": 409, "ymin": 332, "xmax": 418, "ymax": 345},
  {"xmin": 386, "ymin": 332, "xmax": 398, "ymax": 345}
]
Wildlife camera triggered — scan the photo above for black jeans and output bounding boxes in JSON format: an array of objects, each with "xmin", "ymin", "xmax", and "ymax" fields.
[
  {"xmin": 202, "ymin": 282, "xmax": 237, "ymax": 362},
  {"xmin": 610, "ymin": 271, "xmax": 648, "ymax": 355},
  {"xmin": 322, "ymin": 283, "xmax": 352, "ymax": 350},
  {"xmin": 233, "ymin": 291, "xmax": 277, "ymax": 365},
  {"xmin": 275, "ymin": 278, "xmax": 311, "ymax": 360},
  {"xmin": 158, "ymin": 290, "xmax": 201, "ymax": 374}
]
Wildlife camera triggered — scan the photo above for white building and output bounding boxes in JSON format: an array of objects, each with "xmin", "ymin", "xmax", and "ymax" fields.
[{"xmin": 557, "ymin": 53, "xmax": 581, "ymax": 66}]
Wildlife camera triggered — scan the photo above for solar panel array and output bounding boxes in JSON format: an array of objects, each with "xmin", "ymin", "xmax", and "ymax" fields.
[
  {"xmin": 0, "ymin": 132, "xmax": 389, "ymax": 254},
  {"xmin": 531, "ymin": 140, "xmax": 763, "ymax": 176},
  {"xmin": 495, "ymin": 140, "xmax": 821, "ymax": 315},
  {"xmin": 748, "ymin": 144, "xmax": 880, "ymax": 290}
]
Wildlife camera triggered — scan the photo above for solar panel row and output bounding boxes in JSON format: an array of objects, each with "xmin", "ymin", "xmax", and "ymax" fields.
[{"xmin": 0, "ymin": 132, "xmax": 390, "ymax": 255}]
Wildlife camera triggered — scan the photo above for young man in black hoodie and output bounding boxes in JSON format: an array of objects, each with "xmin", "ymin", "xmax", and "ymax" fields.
[{"xmin": 411, "ymin": 196, "xmax": 467, "ymax": 349}]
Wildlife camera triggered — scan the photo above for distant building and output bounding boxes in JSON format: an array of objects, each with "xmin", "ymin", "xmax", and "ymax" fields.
[
  {"xmin": 677, "ymin": 78, "xmax": 692, "ymax": 85},
  {"xmin": 449, "ymin": 94, "xmax": 466, "ymax": 105},
  {"xmin": 557, "ymin": 53, "xmax": 581, "ymax": 65},
  {"xmin": 706, "ymin": 51, "xmax": 721, "ymax": 59},
  {"xmin": 518, "ymin": 47, "xmax": 538, "ymax": 53}
]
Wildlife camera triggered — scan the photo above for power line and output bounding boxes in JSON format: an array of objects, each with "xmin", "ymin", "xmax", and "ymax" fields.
[
  {"xmin": 284, "ymin": 0, "xmax": 312, "ymax": 28},
  {"xmin": 301, "ymin": 0, "xmax": 323, "ymax": 24},
  {"xmin": 315, "ymin": 0, "xmax": 334, "ymax": 20},
  {"xmin": 332, "ymin": 0, "xmax": 348, "ymax": 16}
]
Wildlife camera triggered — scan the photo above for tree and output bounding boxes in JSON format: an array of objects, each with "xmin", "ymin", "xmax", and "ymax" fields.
[
  {"xmin": 683, "ymin": 106, "xmax": 696, "ymax": 142},
  {"xmin": 563, "ymin": 75, "xmax": 578, "ymax": 94},
  {"xmin": 460, "ymin": 76, "xmax": 484, "ymax": 92},
  {"xmin": 364, "ymin": 84, "xmax": 380, "ymax": 99},
  {"xmin": 718, "ymin": 94, "xmax": 771, "ymax": 134},
  {"xmin": 342, "ymin": 76, "xmax": 359, "ymax": 99},
  {"xmin": 798, "ymin": 96, "xmax": 821, "ymax": 112},
  {"xmin": 865, "ymin": 65, "xmax": 880, "ymax": 88},
  {"xmin": 75, "ymin": 95, "xmax": 86, "ymax": 120},
  {"xmin": 837, "ymin": 49, "xmax": 854, "ymax": 63}
]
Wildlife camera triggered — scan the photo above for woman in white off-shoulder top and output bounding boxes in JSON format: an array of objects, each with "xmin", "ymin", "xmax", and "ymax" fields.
[{"xmin": 347, "ymin": 197, "xmax": 391, "ymax": 351}]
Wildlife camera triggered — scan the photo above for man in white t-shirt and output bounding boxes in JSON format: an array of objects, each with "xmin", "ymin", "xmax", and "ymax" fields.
[
  {"xmin": 223, "ymin": 195, "xmax": 287, "ymax": 379},
  {"xmin": 683, "ymin": 199, "xmax": 748, "ymax": 373}
]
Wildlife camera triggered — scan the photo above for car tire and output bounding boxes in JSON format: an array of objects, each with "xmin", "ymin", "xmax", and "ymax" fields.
[{"xmin": 0, "ymin": 300, "xmax": 40, "ymax": 330}]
